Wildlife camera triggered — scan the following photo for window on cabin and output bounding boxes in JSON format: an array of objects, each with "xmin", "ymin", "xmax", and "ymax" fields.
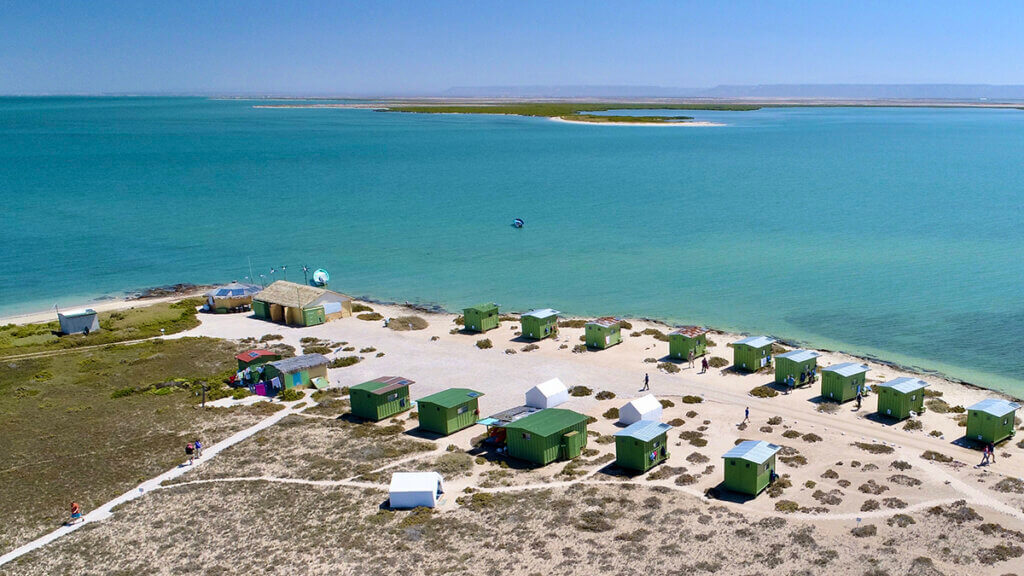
[
  {"xmin": 457, "ymin": 406, "xmax": 468, "ymax": 415},
  {"xmin": 745, "ymin": 462, "xmax": 750, "ymax": 468},
  {"xmin": 730, "ymin": 460, "xmax": 735, "ymax": 466},
  {"xmin": 523, "ymin": 433, "xmax": 531, "ymax": 440},
  {"xmin": 387, "ymin": 393, "xmax": 398, "ymax": 401}
]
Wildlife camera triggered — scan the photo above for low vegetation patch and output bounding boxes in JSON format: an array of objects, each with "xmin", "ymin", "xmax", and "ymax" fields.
[
  {"xmin": 767, "ymin": 416, "xmax": 783, "ymax": 425},
  {"xmin": 817, "ymin": 402, "xmax": 840, "ymax": 414},
  {"xmin": 595, "ymin": 390, "xmax": 615, "ymax": 400},
  {"xmin": 602, "ymin": 408, "xmax": 619, "ymax": 420},
  {"xmin": 389, "ymin": 316, "xmax": 428, "ymax": 331},
  {"xmin": 350, "ymin": 303, "xmax": 374, "ymax": 313},
  {"xmin": 657, "ymin": 362, "xmax": 680, "ymax": 373},
  {"xmin": 329, "ymin": 356, "xmax": 361, "ymax": 368},
  {"xmin": 357, "ymin": 312, "xmax": 384, "ymax": 321},
  {"xmin": 902, "ymin": 419, "xmax": 923, "ymax": 431},
  {"xmin": 802, "ymin": 433, "xmax": 822, "ymax": 443},
  {"xmin": 708, "ymin": 356, "xmax": 728, "ymax": 368},
  {"xmin": 569, "ymin": 386, "xmax": 593, "ymax": 397},
  {"xmin": 858, "ymin": 480, "xmax": 889, "ymax": 495},
  {"xmin": 750, "ymin": 385, "xmax": 778, "ymax": 398},
  {"xmin": 853, "ymin": 442, "xmax": 894, "ymax": 454},
  {"xmin": 920, "ymin": 450, "xmax": 953, "ymax": 463},
  {"xmin": 681, "ymin": 395, "xmax": 703, "ymax": 404},
  {"xmin": 659, "ymin": 399, "xmax": 675, "ymax": 408},
  {"xmin": 475, "ymin": 339, "xmax": 492, "ymax": 349},
  {"xmin": 851, "ymin": 524, "xmax": 877, "ymax": 538},
  {"xmin": 520, "ymin": 343, "xmax": 539, "ymax": 352}
]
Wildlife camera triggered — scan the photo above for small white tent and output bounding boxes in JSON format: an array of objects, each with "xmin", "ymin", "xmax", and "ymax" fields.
[
  {"xmin": 525, "ymin": 378, "xmax": 569, "ymax": 409},
  {"xmin": 389, "ymin": 472, "xmax": 444, "ymax": 509},
  {"xmin": 619, "ymin": 394, "xmax": 663, "ymax": 425}
]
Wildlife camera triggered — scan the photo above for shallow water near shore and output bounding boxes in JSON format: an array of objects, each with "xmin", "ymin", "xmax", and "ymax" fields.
[{"xmin": 2, "ymin": 97, "xmax": 1024, "ymax": 397}]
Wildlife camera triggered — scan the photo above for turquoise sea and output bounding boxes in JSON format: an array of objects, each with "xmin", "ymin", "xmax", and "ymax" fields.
[{"xmin": 2, "ymin": 98, "xmax": 1024, "ymax": 397}]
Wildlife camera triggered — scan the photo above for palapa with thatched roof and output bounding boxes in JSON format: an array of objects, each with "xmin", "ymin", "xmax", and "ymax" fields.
[{"xmin": 252, "ymin": 280, "xmax": 353, "ymax": 326}]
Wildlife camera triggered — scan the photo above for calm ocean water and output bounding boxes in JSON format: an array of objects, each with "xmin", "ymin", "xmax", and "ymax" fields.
[{"xmin": 2, "ymin": 98, "xmax": 1023, "ymax": 396}]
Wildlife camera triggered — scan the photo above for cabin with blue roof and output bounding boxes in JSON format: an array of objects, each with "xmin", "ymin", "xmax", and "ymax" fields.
[
  {"xmin": 614, "ymin": 420, "xmax": 672, "ymax": 472},
  {"xmin": 722, "ymin": 440, "xmax": 780, "ymax": 496},
  {"xmin": 774, "ymin": 349, "xmax": 821, "ymax": 387},
  {"xmin": 875, "ymin": 377, "xmax": 928, "ymax": 421},
  {"xmin": 820, "ymin": 362, "xmax": 870, "ymax": 403},
  {"xmin": 732, "ymin": 336, "xmax": 776, "ymax": 372},
  {"xmin": 967, "ymin": 398, "xmax": 1021, "ymax": 444}
]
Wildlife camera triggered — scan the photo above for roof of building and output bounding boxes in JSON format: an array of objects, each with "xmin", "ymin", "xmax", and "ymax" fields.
[
  {"xmin": 206, "ymin": 282, "xmax": 262, "ymax": 299},
  {"xmin": 622, "ymin": 394, "xmax": 662, "ymax": 415},
  {"xmin": 417, "ymin": 388, "xmax": 483, "ymax": 409},
  {"xmin": 822, "ymin": 362, "xmax": 870, "ymax": 377},
  {"xmin": 522, "ymin": 308, "xmax": 560, "ymax": 319},
  {"xmin": 351, "ymin": 376, "xmax": 415, "ymax": 395},
  {"xmin": 775, "ymin": 349, "xmax": 821, "ymax": 363},
  {"xmin": 464, "ymin": 303, "xmax": 498, "ymax": 314},
  {"xmin": 235, "ymin": 349, "xmax": 279, "ymax": 362},
  {"xmin": 670, "ymin": 326, "xmax": 708, "ymax": 338},
  {"xmin": 528, "ymin": 378, "xmax": 567, "ymax": 399},
  {"xmin": 968, "ymin": 398, "xmax": 1022, "ymax": 418},
  {"xmin": 615, "ymin": 420, "xmax": 673, "ymax": 442},
  {"xmin": 722, "ymin": 440, "xmax": 781, "ymax": 464},
  {"xmin": 477, "ymin": 405, "xmax": 542, "ymax": 427},
  {"xmin": 58, "ymin": 308, "xmax": 96, "ymax": 318},
  {"xmin": 389, "ymin": 472, "xmax": 442, "ymax": 494},
  {"xmin": 876, "ymin": 377, "xmax": 928, "ymax": 394},
  {"xmin": 734, "ymin": 336, "xmax": 777, "ymax": 349},
  {"xmin": 268, "ymin": 353, "xmax": 330, "ymax": 373},
  {"xmin": 504, "ymin": 408, "xmax": 587, "ymax": 436},
  {"xmin": 586, "ymin": 317, "xmax": 620, "ymax": 328},
  {"xmin": 253, "ymin": 280, "xmax": 351, "ymax": 309}
]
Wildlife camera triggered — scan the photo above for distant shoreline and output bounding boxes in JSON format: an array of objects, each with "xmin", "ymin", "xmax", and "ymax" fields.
[{"xmin": 549, "ymin": 117, "xmax": 725, "ymax": 127}]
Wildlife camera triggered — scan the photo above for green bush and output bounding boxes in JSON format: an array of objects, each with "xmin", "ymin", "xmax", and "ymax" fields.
[
  {"xmin": 557, "ymin": 319, "xmax": 587, "ymax": 328},
  {"xmin": 617, "ymin": 320, "xmax": 633, "ymax": 330},
  {"xmin": 708, "ymin": 356, "xmax": 728, "ymax": 368},
  {"xmin": 602, "ymin": 407, "xmax": 619, "ymax": 420},
  {"xmin": 390, "ymin": 316, "xmax": 429, "ymax": 331},
  {"xmin": 279, "ymin": 388, "xmax": 304, "ymax": 402},
  {"xmin": 302, "ymin": 345, "xmax": 331, "ymax": 355},
  {"xmin": 659, "ymin": 399, "xmax": 675, "ymax": 408},
  {"xmin": 569, "ymin": 386, "xmax": 593, "ymax": 397},
  {"xmin": 475, "ymin": 339, "xmax": 492, "ymax": 349},
  {"xmin": 750, "ymin": 385, "xmax": 778, "ymax": 398},
  {"xmin": 642, "ymin": 328, "xmax": 669, "ymax": 341},
  {"xmin": 351, "ymin": 303, "xmax": 374, "ymax": 313},
  {"xmin": 260, "ymin": 334, "xmax": 284, "ymax": 342},
  {"xmin": 232, "ymin": 388, "xmax": 251, "ymax": 400},
  {"xmin": 329, "ymin": 356, "xmax": 361, "ymax": 368},
  {"xmin": 682, "ymin": 395, "xmax": 703, "ymax": 404},
  {"xmin": 657, "ymin": 362, "xmax": 680, "ymax": 373},
  {"xmin": 357, "ymin": 312, "xmax": 384, "ymax": 321},
  {"xmin": 595, "ymin": 390, "xmax": 615, "ymax": 400}
]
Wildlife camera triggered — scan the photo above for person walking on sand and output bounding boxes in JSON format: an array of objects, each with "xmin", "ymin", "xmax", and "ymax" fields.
[
  {"xmin": 193, "ymin": 439, "xmax": 203, "ymax": 460},
  {"xmin": 69, "ymin": 502, "xmax": 83, "ymax": 525},
  {"xmin": 185, "ymin": 441, "xmax": 195, "ymax": 466},
  {"xmin": 979, "ymin": 444, "xmax": 990, "ymax": 466},
  {"xmin": 701, "ymin": 357, "xmax": 709, "ymax": 374},
  {"xmin": 856, "ymin": 392, "xmax": 862, "ymax": 410},
  {"xmin": 989, "ymin": 443, "xmax": 996, "ymax": 463},
  {"xmin": 641, "ymin": 373, "xmax": 650, "ymax": 391},
  {"xmin": 743, "ymin": 406, "xmax": 750, "ymax": 423},
  {"xmin": 688, "ymin": 349, "xmax": 695, "ymax": 369}
]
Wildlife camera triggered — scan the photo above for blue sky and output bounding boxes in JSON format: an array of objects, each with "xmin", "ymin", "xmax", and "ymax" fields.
[{"xmin": 1, "ymin": 1, "xmax": 1022, "ymax": 95}]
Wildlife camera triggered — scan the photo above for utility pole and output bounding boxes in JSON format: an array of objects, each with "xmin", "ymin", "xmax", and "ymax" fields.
[
  {"xmin": 302, "ymin": 265, "xmax": 309, "ymax": 285},
  {"xmin": 281, "ymin": 265, "xmax": 287, "ymax": 281}
]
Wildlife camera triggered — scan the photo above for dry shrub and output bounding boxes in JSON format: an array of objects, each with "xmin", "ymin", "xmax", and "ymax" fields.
[
  {"xmin": 750, "ymin": 385, "xmax": 778, "ymax": 398},
  {"xmin": 389, "ymin": 316, "xmax": 428, "ymax": 331},
  {"xmin": 357, "ymin": 312, "xmax": 384, "ymax": 321}
]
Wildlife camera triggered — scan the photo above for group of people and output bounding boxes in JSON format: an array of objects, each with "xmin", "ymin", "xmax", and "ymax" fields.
[
  {"xmin": 184, "ymin": 438, "xmax": 203, "ymax": 466},
  {"xmin": 979, "ymin": 442, "xmax": 998, "ymax": 466}
]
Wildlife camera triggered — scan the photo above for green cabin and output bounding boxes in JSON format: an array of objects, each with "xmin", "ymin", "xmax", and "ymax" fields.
[
  {"xmin": 235, "ymin": 349, "xmax": 281, "ymax": 371},
  {"xmin": 262, "ymin": 354, "xmax": 329, "ymax": 390},
  {"xmin": 614, "ymin": 420, "xmax": 672, "ymax": 472},
  {"xmin": 774, "ymin": 349, "xmax": 820, "ymax": 385},
  {"xmin": 585, "ymin": 317, "xmax": 622, "ymax": 349},
  {"xmin": 732, "ymin": 336, "xmax": 776, "ymax": 372},
  {"xmin": 463, "ymin": 303, "xmax": 499, "ymax": 333},
  {"xmin": 966, "ymin": 398, "xmax": 1021, "ymax": 445},
  {"xmin": 722, "ymin": 440, "xmax": 781, "ymax": 496},
  {"xmin": 875, "ymin": 377, "xmax": 927, "ymax": 421},
  {"xmin": 669, "ymin": 326, "xmax": 708, "ymax": 360},
  {"xmin": 503, "ymin": 408, "xmax": 588, "ymax": 465},
  {"xmin": 416, "ymin": 388, "xmax": 484, "ymax": 436},
  {"xmin": 820, "ymin": 362, "xmax": 869, "ymax": 403},
  {"xmin": 520, "ymin": 308, "xmax": 560, "ymax": 340},
  {"xmin": 350, "ymin": 376, "xmax": 415, "ymax": 421}
]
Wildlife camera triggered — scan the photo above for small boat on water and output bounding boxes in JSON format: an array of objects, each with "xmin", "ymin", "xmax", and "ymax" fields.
[
  {"xmin": 512, "ymin": 218, "xmax": 525, "ymax": 229},
  {"xmin": 311, "ymin": 269, "xmax": 330, "ymax": 286}
]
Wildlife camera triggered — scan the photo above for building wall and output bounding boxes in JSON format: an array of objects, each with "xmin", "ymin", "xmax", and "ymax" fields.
[
  {"xmin": 724, "ymin": 456, "xmax": 775, "ymax": 495},
  {"xmin": 734, "ymin": 344, "xmax": 771, "ymax": 372},
  {"xmin": 615, "ymin": 434, "xmax": 669, "ymax": 472},
  {"xmin": 669, "ymin": 335, "xmax": 706, "ymax": 360},
  {"xmin": 302, "ymin": 306, "xmax": 326, "ymax": 326},
  {"xmin": 464, "ymin": 309, "xmax": 499, "ymax": 332},
  {"xmin": 418, "ymin": 398, "xmax": 479, "ymax": 435},
  {"xmin": 521, "ymin": 316, "xmax": 557, "ymax": 340},
  {"xmin": 967, "ymin": 410, "xmax": 1016, "ymax": 444},
  {"xmin": 352, "ymin": 387, "xmax": 412, "ymax": 421},
  {"xmin": 821, "ymin": 372, "xmax": 865, "ymax": 403},
  {"xmin": 252, "ymin": 300, "xmax": 270, "ymax": 319},
  {"xmin": 585, "ymin": 324, "xmax": 621, "ymax": 349},
  {"xmin": 507, "ymin": 420, "xmax": 588, "ymax": 465},
  {"xmin": 774, "ymin": 358, "xmax": 816, "ymax": 384}
]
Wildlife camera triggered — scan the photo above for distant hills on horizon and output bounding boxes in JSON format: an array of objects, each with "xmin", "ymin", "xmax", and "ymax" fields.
[{"xmin": 440, "ymin": 84, "xmax": 1024, "ymax": 100}]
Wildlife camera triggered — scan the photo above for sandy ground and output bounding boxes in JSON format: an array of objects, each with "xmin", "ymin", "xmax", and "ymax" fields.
[
  {"xmin": 5, "ymin": 300, "xmax": 1024, "ymax": 574},
  {"xmin": 549, "ymin": 116, "xmax": 725, "ymax": 126},
  {"xmin": 2, "ymin": 289, "xmax": 208, "ymax": 326}
]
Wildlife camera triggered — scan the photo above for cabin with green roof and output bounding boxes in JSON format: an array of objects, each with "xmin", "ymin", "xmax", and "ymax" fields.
[
  {"xmin": 722, "ymin": 440, "xmax": 781, "ymax": 496},
  {"xmin": 966, "ymin": 399, "xmax": 1021, "ymax": 444},
  {"xmin": 349, "ymin": 376, "xmax": 415, "ymax": 421},
  {"xmin": 503, "ymin": 408, "xmax": 588, "ymax": 465},
  {"xmin": 820, "ymin": 362, "xmax": 869, "ymax": 403},
  {"xmin": 416, "ymin": 388, "xmax": 484, "ymax": 436},
  {"xmin": 774, "ymin": 349, "xmax": 820, "ymax": 386},
  {"xmin": 585, "ymin": 317, "xmax": 622, "ymax": 349},
  {"xmin": 463, "ymin": 303, "xmax": 499, "ymax": 333},
  {"xmin": 732, "ymin": 336, "xmax": 776, "ymax": 372},
  {"xmin": 520, "ymin": 308, "xmax": 560, "ymax": 340},
  {"xmin": 614, "ymin": 420, "xmax": 672, "ymax": 472},
  {"xmin": 875, "ymin": 377, "xmax": 928, "ymax": 421},
  {"xmin": 669, "ymin": 326, "xmax": 708, "ymax": 360}
]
